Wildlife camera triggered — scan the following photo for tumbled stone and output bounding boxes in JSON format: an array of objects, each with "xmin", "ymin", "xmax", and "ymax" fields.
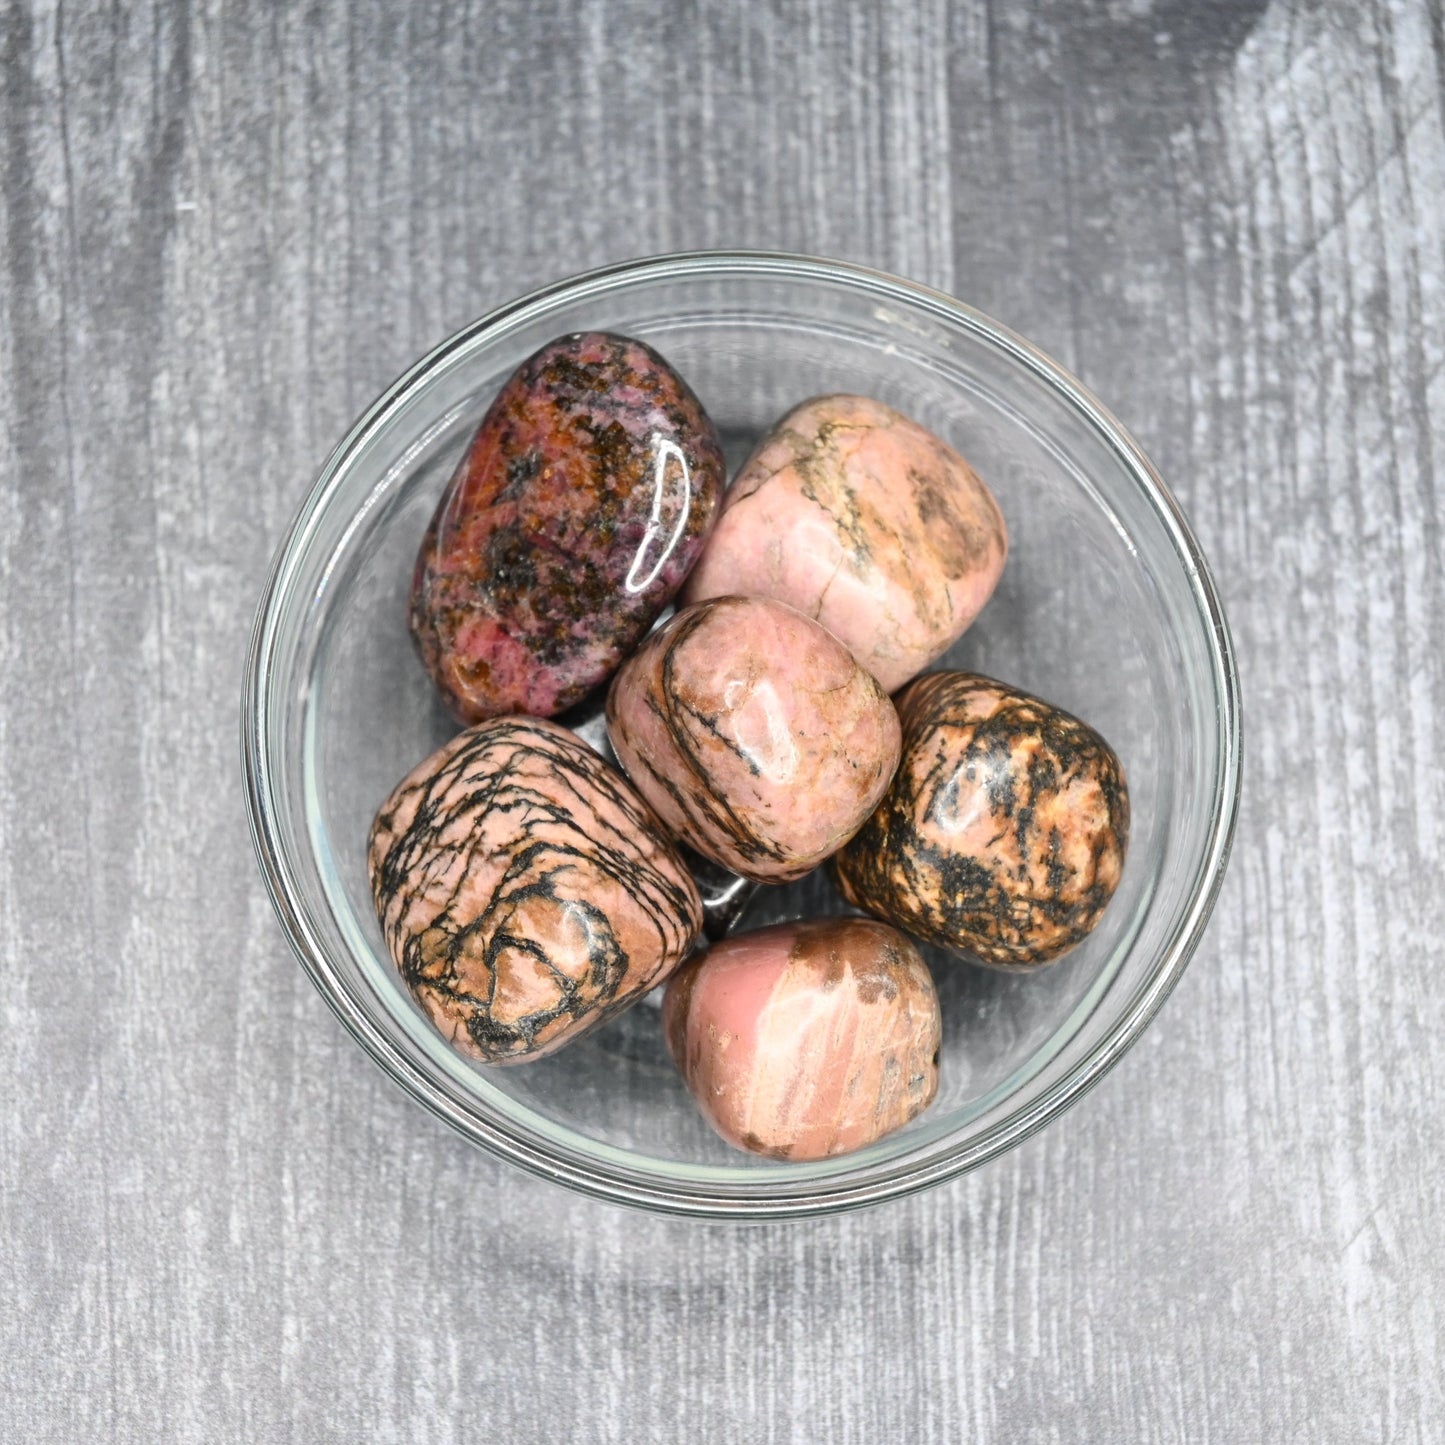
[
  {"xmin": 605, "ymin": 596, "xmax": 901, "ymax": 884},
  {"xmin": 409, "ymin": 332, "xmax": 724, "ymax": 722},
  {"xmin": 834, "ymin": 672, "xmax": 1129, "ymax": 967},
  {"xmin": 681, "ymin": 394, "xmax": 1007, "ymax": 692},
  {"xmin": 368, "ymin": 718, "xmax": 703, "ymax": 1064},
  {"xmin": 663, "ymin": 917, "xmax": 941, "ymax": 1160}
]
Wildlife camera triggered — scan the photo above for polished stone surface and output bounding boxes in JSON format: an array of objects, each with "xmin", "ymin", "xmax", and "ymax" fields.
[
  {"xmin": 664, "ymin": 918, "xmax": 941, "ymax": 1160},
  {"xmin": 369, "ymin": 718, "xmax": 702, "ymax": 1062},
  {"xmin": 607, "ymin": 597, "xmax": 901, "ymax": 882},
  {"xmin": 683, "ymin": 394, "xmax": 1007, "ymax": 690},
  {"xmin": 409, "ymin": 332, "xmax": 723, "ymax": 721},
  {"xmin": 835, "ymin": 672, "xmax": 1128, "ymax": 967}
]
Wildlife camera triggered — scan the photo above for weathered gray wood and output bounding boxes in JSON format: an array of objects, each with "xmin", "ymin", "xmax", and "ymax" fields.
[{"xmin": 2, "ymin": 0, "xmax": 1442, "ymax": 1439}]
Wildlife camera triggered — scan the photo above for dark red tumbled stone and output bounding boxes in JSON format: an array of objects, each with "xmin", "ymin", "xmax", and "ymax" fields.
[{"xmin": 409, "ymin": 332, "xmax": 725, "ymax": 722}]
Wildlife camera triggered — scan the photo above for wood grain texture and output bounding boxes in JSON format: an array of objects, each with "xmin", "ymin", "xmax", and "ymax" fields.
[{"xmin": 1, "ymin": 0, "xmax": 1441, "ymax": 1440}]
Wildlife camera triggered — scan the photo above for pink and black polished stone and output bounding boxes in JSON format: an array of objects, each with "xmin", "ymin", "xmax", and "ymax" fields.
[
  {"xmin": 409, "ymin": 332, "xmax": 725, "ymax": 722},
  {"xmin": 606, "ymin": 595, "xmax": 902, "ymax": 884},
  {"xmin": 368, "ymin": 718, "xmax": 703, "ymax": 1064},
  {"xmin": 834, "ymin": 672, "xmax": 1129, "ymax": 968}
]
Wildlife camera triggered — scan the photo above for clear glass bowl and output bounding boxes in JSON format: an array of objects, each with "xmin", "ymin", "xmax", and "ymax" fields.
[{"xmin": 242, "ymin": 252, "xmax": 1240, "ymax": 1219}]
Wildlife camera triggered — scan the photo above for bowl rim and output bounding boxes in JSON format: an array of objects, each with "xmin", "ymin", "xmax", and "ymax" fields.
[{"xmin": 241, "ymin": 248, "xmax": 1242, "ymax": 1219}]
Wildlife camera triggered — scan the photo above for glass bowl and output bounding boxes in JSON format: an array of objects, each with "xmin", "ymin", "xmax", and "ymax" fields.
[{"xmin": 242, "ymin": 251, "xmax": 1240, "ymax": 1219}]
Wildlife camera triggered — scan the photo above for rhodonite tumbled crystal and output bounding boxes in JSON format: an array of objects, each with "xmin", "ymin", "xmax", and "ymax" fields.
[
  {"xmin": 605, "ymin": 596, "xmax": 902, "ymax": 884},
  {"xmin": 368, "ymin": 717, "xmax": 703, "ymax": 1064},
  {"xmin": 681, "ymin": 394, "xmax": 1007, "ymax": 691},
  {"xmin": 409, "ymin": 332, "xmax": 724, "ymax": 722},
  {"xmin": 663, "ymin": 917, "xmax": 941, "ymax": 1160},
  {"xmin": 834, "ymin": 672, "xmax": 1129, "ymax": 967}
]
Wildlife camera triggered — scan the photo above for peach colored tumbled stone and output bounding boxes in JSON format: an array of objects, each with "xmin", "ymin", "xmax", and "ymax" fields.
[
  {"xmin": 663, "ymin": 917, "xmax": 942, "ymax": 1160},
  {"xmin": 834, "ymin": 672, "xmax": 1129, "ymax": 967},
  {"xmin": 681, "ymin": 394, "xmax": 1008, "ymax": 692},
  {"xmin": 605, "ymin": 596, "xmax": 902, "ymax": 883},
  {"xmin": 368, "ymin": 717, "xmax": 702, "ymax": 1064}
]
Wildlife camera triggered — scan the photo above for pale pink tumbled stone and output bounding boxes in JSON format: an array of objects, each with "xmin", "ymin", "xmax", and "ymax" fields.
[
  {"xmin": 605, "ymin": 596, "xmax": 902, "ymax": 883},
  {"xmin": 681, "ymin": 394, "xmax": 1008, "ymax": 692},
  {"xmin": 663, "ymin": 917, "xmax": 941, "ymax": 1160}
]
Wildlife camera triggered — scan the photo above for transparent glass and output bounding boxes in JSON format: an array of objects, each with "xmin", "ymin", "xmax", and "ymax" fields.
[{"xmin": 242, "ymin": 253, "xmax": 1240, "ymax": 1218}]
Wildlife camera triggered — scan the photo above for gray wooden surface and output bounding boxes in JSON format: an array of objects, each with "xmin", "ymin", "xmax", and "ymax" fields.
[{"xmin": 2, "ymin": 1, "xmax": 1442, "ymax": 1440}]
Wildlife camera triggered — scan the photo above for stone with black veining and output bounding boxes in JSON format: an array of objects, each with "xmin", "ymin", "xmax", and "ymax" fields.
[
  {"xmin": 834, "ymin": 672, "xmax": 1129, "ymax": 967},
  {"xmin": 663, "ymin": 917, "xmax": 941, "ymax": 1160},
  {"xmin": 605, "ymin": 596, "xmax": 902, "ymax": 884},
  {"xmin": 368, "ymin": 717, "xmax": 703, "ymax": 1064},
  {"xmin": 409, "ymin": 332, "xmax": 724, "ymax": 723},
  {"xmin": 681, "ymin": 394, "xmax": 1006, "ymax": 691}
]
